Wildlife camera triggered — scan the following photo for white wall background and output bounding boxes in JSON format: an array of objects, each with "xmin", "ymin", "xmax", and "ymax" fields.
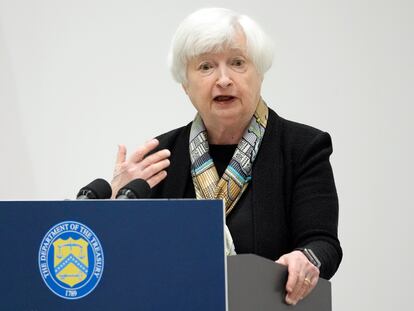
[{"xmin": 1, "ymin": 0, "xmax": 413, "ymax": 310}]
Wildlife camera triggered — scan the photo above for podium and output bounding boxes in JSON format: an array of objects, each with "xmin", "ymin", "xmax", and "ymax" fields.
[
  {"xmin": 0, "ymin": 200, "xmax": 331, "ymax": 310},
  {"xmin": 228, "ymin": 254, "xmax": 331, "ymax": 311}
]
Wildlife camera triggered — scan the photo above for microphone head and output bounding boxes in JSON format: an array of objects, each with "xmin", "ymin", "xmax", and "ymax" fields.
[
  {"xmin": 116, "ymin": 178, "xmax": 150, "ymax": 199},
  {"xmin": 77, "ymin": 178, "xmax": 112, "ymax": 199}
]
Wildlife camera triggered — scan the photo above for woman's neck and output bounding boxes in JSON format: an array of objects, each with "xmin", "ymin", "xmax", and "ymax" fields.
[{"xmin": 206, "ymin": 124, "xmax": 246, "ymax": 144}]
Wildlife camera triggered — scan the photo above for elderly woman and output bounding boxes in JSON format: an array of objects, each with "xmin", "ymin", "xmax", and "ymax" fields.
[{"xmin": 111, "ymin": 8, "xmax": 342, "ymax": 306}]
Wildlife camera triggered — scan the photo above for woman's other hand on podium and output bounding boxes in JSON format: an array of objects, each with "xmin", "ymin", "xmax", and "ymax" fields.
[{"xmin": 276, "ymin": 250, "xmax": 320, "ymax": 306}]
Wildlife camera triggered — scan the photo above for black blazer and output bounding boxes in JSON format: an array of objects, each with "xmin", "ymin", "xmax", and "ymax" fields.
[{"xmin": 150, "ymin": 108, "xmax": 342, "ymax": 279}]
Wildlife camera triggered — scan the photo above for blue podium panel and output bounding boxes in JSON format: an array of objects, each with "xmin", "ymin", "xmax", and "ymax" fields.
[{"xmin": 0, "ymin": 200, "xmax": 226, "ymax": 310}]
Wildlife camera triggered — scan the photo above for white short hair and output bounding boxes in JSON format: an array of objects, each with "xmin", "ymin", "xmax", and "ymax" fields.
[{"xmin": 168, "ymin": 8, "xmax": 275, "ymax": 84}]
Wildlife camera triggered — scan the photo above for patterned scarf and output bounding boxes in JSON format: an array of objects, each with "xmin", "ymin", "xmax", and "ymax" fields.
[{"xmin": 189, "ymin": 99, "xmax": 268, "ymax": 215}]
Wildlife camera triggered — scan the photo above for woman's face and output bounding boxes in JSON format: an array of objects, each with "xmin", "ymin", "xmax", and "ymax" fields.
[{"xmin": 183, "ymin": 31, "xmax": 263, "ymax": 136}]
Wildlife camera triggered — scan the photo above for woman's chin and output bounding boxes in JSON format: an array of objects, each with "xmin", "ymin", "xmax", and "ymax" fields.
[
  {"xmin": 209, "ymin": 111, "xmax": 250, "ymax": 131},
  {"xmin": 211, "ymin": 99, "xmax": 241, "ymax": 114}
]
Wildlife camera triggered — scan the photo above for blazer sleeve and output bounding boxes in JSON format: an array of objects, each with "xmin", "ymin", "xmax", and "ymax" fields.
[{"xmin": 290, "ymin": 131, "xmax": 342, "ymax": 279}]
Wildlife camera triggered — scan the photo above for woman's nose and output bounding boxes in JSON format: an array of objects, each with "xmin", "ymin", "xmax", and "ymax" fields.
[{"xmin": 216, "ymin": 66, "xmax": 232, "ymax": 88}]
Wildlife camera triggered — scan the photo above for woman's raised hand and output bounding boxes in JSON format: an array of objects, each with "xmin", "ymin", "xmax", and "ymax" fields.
[{"xmin": 111, "ymin": 139, "xmax": 170, "ymax": 198}]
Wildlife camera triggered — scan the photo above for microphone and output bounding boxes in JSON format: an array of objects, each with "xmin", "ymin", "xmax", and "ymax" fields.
[
  {"xmin": 116, "ymin": 178, "xmax": 151, "ymax": 199},
  {"xmin": 76, "ymin": 178, "xmax": 112, "ymax": 199}
]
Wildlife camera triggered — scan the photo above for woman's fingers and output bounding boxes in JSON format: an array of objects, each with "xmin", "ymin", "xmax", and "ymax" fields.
[
  {"xmin": 285, "ymin": 268, "xmax": 304, "ymax": 304},
  {"xmin": 128, "ymin": 139, "xmax": 160, "ymax": 163},
  {"xmin": 147, "ymin": 170, "xmax": 168, "ymax": 188},
  {"xmin": 299, "ymin": 275, "xmax": 318, "ymax": 300},
  {"xmin": 139, "ymin": 149, "xmax": 171, "ymax": 169},
  {"xmin": 141, "ymin": 158, "xmax": 170, "ymax": 180},
  {"xmin": 289, "ymin": 273, "xmax": 309, "ymax": 303},
  {"xmin": 300, "ymin": 267, "xmax": 319, "ymax": 300},
  {"xmin": 285, "ymin": 268, "xmax": 300, "ymax": 295},
  {"xmin": 115, "ymin": 144, "xmax": 127, "ymax": 166}
]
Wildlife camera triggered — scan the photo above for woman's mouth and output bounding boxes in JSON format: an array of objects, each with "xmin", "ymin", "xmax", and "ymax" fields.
[{"xmin": 213, "ymin": 95, "xmax": 236, "ymax": 103}]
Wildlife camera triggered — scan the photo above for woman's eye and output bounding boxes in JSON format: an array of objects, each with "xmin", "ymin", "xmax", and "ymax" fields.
[
  {"xmin": 199, "ymin": 63, "xmax": 213, "ymax": 71},
  {"xmin": 232, "ymin": 58, "xmax": 245, "ymax": 67}
]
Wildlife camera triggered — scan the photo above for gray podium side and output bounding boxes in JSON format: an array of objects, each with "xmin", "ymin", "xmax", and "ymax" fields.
[{"xmin": 227, "ymin": 254, "xmax": 331, "ymax": 311}]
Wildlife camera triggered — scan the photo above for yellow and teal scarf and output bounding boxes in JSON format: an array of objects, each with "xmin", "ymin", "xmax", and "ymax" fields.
[{"xmin": 189, "ymin": 99, "xmax": 268, "ymax": 215}]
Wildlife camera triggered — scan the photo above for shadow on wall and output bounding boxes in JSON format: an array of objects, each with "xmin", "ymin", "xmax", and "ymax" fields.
[{"xmin": 0, "ymin": 25, "xmax": 35, "ymax": 199}]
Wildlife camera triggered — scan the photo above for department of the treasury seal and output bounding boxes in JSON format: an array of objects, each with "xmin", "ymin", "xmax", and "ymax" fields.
[{"xmin": 38, "ymin": 221, "xmax": 104, "ymax": 299}]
